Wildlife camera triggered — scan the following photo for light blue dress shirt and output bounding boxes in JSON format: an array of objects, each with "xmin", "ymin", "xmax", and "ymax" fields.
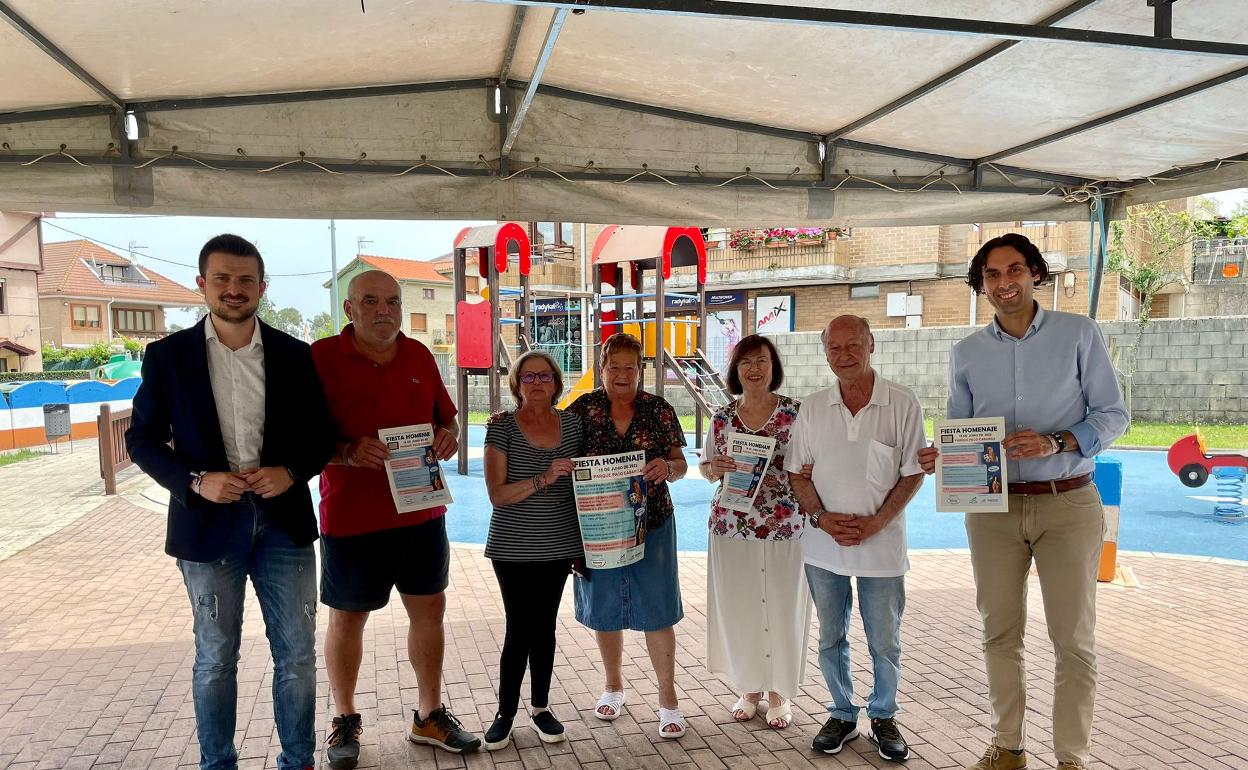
[{"xmin": 947, "ymin": 303, "xmax": 1129, "ymax": 483}]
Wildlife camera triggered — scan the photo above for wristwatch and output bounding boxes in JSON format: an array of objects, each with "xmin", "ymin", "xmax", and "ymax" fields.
[
  {"xmin": 190, "ymin": 470, "xmax": 206, "ymax": 494},
  {"xmin": 809, "ymin": 508, "xmax": 825, "ymax": 529},
  {"xmin": 1048, "ymin": 431, "xmax": 1067, "ymax": 454}
]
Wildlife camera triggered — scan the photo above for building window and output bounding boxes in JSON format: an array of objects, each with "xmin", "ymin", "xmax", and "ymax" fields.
[
  {"xmin": 410, "ymin": 313, "xmax": 427, "ymax": 332},
  {"xmin": 0, "ymin": 278, "xmax": 6, "ymax": 314},
  {"xmin": 99, "ymin": 264, "xmax": 128, "ymax": 281},
  {"xmin": 560, "ymin": 222, "xmax": 574, "ymax": 245},
  {"xmin": 422, "ymin": 288, "xmax": 436, "ymax": 300},
  {"xmin": 114, "ymin": 308, "xmax": 155, "ymax": 332},
  {"xmin": 445, "ymin": 314, "xmax": 455, "ymax": 330},
  {"xmin": 850, "ymin": 284, "xmax": 880, "ymax": 299},
  {"xmin": 536, "ymin": 222, "xmax": 556, "ymax": 244},
  {"xmin": 71, "ymin": 304, "xmax": 102, "ymax": 329}
]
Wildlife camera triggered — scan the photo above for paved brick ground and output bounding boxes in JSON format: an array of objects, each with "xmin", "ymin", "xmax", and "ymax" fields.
[{"xmin": 0, "ymin": 495, "xmax": 1244, "ymax": 770}]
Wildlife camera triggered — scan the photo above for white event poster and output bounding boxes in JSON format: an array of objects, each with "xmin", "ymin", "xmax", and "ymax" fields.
[
  {"xmin": 378, "ymin": 423, "xmax": 453, "ymax": 513},
  {"xmin": 571, "ymin": 450, "xmax": 648, "ymax": 569},
  {"xmin": 719, "ymin": 432, "xmax": 776, "ymax": 512},
  {"xmin": 934, "ymin": 417, "xmax": 1008, "ymax": 512}
]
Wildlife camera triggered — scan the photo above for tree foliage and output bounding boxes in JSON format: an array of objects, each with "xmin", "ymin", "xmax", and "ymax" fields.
[{"xmin": 1107, "ymin": 202, "xmax": 1198, "ymax": 327}]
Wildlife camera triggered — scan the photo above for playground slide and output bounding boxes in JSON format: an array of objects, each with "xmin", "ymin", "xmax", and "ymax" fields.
[{"xmin": 558, "ymin": 369, "xmax": 595, "ymax": 410}]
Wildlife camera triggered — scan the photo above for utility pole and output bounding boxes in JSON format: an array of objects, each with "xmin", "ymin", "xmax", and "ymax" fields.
[{"xmin": 329, "ymin": 220, "xmax": 340, "ymax": 333}]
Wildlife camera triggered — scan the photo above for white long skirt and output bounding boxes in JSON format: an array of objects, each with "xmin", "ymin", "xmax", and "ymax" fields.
[{"xmin": 706, "ymin": 535, "xmax": 812, "ymax": 697}]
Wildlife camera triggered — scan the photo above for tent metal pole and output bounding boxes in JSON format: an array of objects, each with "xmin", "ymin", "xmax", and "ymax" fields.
[
  {"xmin": 486, "ymin": 0, "xmax": 1248, "ymax": 59},
  {"xmin": 825, "ymin": 0, "xmax": 1100, "ymax": 140},
  {"xmin": 979, "ymin": 65, "xmax": 1248, "ymax": 164},
  {"xmin": 0, "ymin": 2, "xmax": 123, "ymax": 110},
  {"xmin": 500, "ymin": 8, "xmax": 569, "ymax": 157}
]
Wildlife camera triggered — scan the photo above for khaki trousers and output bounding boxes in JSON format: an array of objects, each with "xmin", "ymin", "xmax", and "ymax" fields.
[{"xmin": 965, "ymin": 484, "xmax": 1105, "ymax": 767}]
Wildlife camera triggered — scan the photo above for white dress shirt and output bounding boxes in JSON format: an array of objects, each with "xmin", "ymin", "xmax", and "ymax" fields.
[
  {"xmin": 205, "ymin": 317, "xmax": 266, "ymax": 472},
  {"xmin": 784, "ymin": 371, "xmax": 926, "ymax": 578}
]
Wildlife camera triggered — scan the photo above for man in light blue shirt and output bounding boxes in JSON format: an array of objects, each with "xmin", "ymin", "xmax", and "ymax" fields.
[{"xmin": 919, "ymin": 233, "xmax": 1128, "ymax": 770}]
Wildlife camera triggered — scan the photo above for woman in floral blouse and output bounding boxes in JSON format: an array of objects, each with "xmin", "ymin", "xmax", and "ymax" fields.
[
  {"xmin": 566, "ymin": 332, "xmax": 690, "ymax": 739},
  {"xmin": 698, "ymin": 334, "xmax": 810, "ymax": 729}
]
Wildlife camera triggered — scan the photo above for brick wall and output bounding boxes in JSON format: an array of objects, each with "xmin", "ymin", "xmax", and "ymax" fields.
[{"xmin": 765, "ymin": 316, "xmax": 1248, "ymax": 424}]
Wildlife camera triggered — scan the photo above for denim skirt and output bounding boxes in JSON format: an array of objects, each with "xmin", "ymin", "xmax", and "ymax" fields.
[{"xmin": 574, "ymin": 515, "xmax": 684, "ymax": 632}]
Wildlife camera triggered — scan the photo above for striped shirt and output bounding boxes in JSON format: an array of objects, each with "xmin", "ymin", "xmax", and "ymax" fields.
[{"xmin": 484, "ymin": 409, "xmax": 585, "ymax": 561}]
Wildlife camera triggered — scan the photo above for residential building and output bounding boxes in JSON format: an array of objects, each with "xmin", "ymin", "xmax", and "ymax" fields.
[
  {"xmin": 0, "ymin": 212, "xmax": 43, "ymax": 372},
  {"xmin": 325, "ymin": 254, "xmax": 481, "ymax": 350},
  {"xmin": 37, "ymin": 240, "xmax": 202, "ymax": 348}
]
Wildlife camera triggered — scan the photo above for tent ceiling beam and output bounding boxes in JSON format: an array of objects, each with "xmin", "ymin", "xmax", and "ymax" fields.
[
  {"xmin": 978, "ymin": 63, "xmax": 1248, "ymax": 163},
  {"xmin": 506, "ymin": 81, "xmax": 818, "ymax": 144},
  {"xmin": 508, "ymin": 81, "xmax": 819, "ymax": 143},
  {"xmin": 482, "ymin": 0, "xmax": 1248, "ymax": 58},
  {"xmin": 498, "ymin": 6, "xmax": 528, "ymax": 85},
  {"xmin": 0, "ymin": 103, "xmax": 116, "ymax": 126},
  {"xmin": 500, "ymin": 8, "xmax": 569, "ymax": 157},
  {"xmin": 0, "ymin": 1, "xmax": 124, "ymax": 110},
  {"xmin": 129, "ymin": 78, "xmax": 496, "ymax": 113},
  {"xmin": 0, "ymin": 152, "xmax": 1064, "ymax": 195},
  {"xmin": 825, "ymin": 0, "xmax": 1100, "ymax": 141}
]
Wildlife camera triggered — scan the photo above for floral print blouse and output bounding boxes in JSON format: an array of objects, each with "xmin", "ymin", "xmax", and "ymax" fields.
[
  {"xmin": 705, "ymin": 394, "xmax": 804, "ymax": 541},
  {"xmin": 567, "ymin": 388, "xmax": 687, "ymax": 530}
]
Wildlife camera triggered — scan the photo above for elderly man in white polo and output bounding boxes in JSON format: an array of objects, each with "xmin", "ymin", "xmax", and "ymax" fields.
[{"xmin": 786, "ymin": 315, "xmax": 925, "ymax": 763}]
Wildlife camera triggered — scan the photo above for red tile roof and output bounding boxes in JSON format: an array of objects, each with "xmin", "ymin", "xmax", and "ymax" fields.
[
  {"xmin": 37, "ymin": 240, "xmax": 203, "ymax": 306},
  {"xmin": 357, "ymin": 254, "xmax": 451, "ymax": 284}
]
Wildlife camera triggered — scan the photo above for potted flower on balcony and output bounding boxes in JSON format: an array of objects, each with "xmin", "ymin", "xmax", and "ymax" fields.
[
  {"xmin": 796, "ymin": 227, "xmax": 825, "ymax": 247},
  {"xmin": 765, "ymin": 227, "xmax": 797, "ymax": 247},
  {"xmin": 729, "ymin": 228, "xmax": 762, "ymax": 250}
]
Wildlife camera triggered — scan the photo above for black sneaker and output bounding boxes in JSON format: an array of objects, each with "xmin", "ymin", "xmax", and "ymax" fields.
[
  {"xmin": 326, "ymin": 712, "xmax": 362, "ymax": 769},
  {"xmin": 483, "ymin": 713, "xmax": 514, "ymax": 751},
  {"xmin": 812, "ymin": 717, "xmax": 859, "ymax": 754},
  {"xmin": 531, "ymin": 709, "xmax": 566, "ymax": 744},
  {"xmin": 408, "ymin": 706, "xmax": 482, "ymax": 753},
  {"xmin": 868, "ymin": 717, "xmax": 910, "ymax": 761}
]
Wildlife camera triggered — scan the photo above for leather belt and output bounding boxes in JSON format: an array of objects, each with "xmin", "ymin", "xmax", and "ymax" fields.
[{"xmin": 1007, "ymin": 473, "xmax": 1093, "ymax": 496}]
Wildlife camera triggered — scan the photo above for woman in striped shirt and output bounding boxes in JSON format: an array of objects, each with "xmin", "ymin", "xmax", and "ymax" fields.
[{"xmin": 481, "ymin": 350, "xmax": 585, "ymax": 751}]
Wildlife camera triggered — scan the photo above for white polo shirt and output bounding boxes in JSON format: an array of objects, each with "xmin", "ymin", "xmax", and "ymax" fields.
[{"xmin": 784, "ymin": 370, "xmax": 926, "ymax": 577}]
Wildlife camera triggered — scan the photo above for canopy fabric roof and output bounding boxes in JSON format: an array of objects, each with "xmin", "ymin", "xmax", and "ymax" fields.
[{"xmin": 1, "ymin": 0, "xmax": 1246, "ymax": 226}]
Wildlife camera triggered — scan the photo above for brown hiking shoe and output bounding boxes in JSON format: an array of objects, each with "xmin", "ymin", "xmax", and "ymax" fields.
[
  {"xmin": 1055, "ymin": 763, "xmax": 1086, "ymax": 770},
  {"xmin": 967, "ymin": 744, "xmax": 1028, "ymax": 770},
  {"xmin": 407, "ymin": 706, "xmax": 481, "ymax": 753}
]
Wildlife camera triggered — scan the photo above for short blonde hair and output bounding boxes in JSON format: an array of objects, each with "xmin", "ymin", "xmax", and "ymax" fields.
[
  {"xmin": 509, "ymin": 350, "xmax": 564, "ymax": 406},
  {"xmin": 601, "ymin": 332, "xmax": 643, "ymax": 367}
]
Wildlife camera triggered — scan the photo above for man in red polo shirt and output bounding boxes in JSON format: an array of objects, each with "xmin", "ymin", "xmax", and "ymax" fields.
[{"xmin": 312, "ymin": 269, "xmax": 481, "ymax": 766}]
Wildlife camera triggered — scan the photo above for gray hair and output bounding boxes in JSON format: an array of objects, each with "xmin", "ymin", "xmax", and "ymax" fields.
[{"xmin": 508, "ymin": 350, "xmax": 565, "ymax": 406}]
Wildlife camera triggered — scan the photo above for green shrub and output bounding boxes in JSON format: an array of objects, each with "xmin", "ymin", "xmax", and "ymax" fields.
[{"xmin": 0, "ymin": 370, "xmax": 94, "ymax": 382}]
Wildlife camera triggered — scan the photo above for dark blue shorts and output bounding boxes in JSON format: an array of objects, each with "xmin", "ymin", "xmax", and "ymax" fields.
[{"xmin": 319, "ymin": 516, "xmax": 450, "ymax": 611}]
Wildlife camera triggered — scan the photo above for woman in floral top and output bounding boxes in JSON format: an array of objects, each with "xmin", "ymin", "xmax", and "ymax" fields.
[
  {"xmin": 566, "ymin": 333, "xmax": 690, "ymax": 739},
  {"xmin": 698, "ymin": 334, "xmax": 810, "ymax": 730}
]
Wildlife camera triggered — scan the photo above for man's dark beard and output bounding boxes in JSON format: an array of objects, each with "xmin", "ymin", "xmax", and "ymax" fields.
[{"xmin": 209, "ymin": 301, "xmax": 257, "ymax": 323}]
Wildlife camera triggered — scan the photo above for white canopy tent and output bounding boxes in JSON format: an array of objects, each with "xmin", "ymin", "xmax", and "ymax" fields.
[{"xmin": 1, "ymin": 0, "xmax": 1246, "ymax": 228}]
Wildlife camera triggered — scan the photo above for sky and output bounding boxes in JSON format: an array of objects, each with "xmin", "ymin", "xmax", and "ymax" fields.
[
  {"xmin": 38, "ymin": 187, "xmax": 1248, "ymax": 329},
  {"xmin": 40, "ymin": 215, "xmax": 492, "ymax": 328}
]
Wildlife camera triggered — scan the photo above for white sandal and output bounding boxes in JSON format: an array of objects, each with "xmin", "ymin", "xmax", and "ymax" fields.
[
  {"xmin": 593, "ymin": 690, "xmax": 626, "ymax": 721},
  {"xmin": 658, "ymin": 707, "xmax": 687, "ymax": 739},
  {"xmin": 766, "ymin": 698, "xmax": 793, "ymax": 729},
  {"xmin": 731, "ymin": 695, "xmax": 759, "ymax": 721}
]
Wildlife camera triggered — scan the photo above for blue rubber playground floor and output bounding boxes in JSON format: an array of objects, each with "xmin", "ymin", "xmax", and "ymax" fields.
[{"xmin": 395, "ymin": 427, "xmax": 1248, "ymax": 561}]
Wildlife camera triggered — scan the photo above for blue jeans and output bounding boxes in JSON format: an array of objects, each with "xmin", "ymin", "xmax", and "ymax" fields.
[
  {"xmin": 177, "ymin": 498, "xmax": 317, "ymax": 770},
  {"xmin": 805, "ymin": 564, "xmax": 905, "ymax": 721}
]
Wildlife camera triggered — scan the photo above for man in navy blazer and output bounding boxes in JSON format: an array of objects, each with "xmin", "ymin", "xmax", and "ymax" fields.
[{"xmin": 127, "ymin": 234, "xmax": 334, "ymax": 770}]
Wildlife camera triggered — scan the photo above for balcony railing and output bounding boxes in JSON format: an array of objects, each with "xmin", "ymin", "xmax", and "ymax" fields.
[
  {"xmin": 705, "ymin": 238, "xmax": 849, "ymax": 274},
  {"xmin": 967, "ymin": 224, "xmax": 1077, "ymax": 259}
]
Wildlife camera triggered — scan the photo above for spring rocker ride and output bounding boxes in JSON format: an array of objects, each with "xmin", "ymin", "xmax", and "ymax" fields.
[{"xmin": 1168, "ymin": 431, "xmax": 1247, "ymax": 519}]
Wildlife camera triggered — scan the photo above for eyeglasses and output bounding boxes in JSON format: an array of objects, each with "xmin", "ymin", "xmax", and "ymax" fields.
[{"xmin": 520, "ymin": 372, "xmax": 556, "ymax": 384}]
